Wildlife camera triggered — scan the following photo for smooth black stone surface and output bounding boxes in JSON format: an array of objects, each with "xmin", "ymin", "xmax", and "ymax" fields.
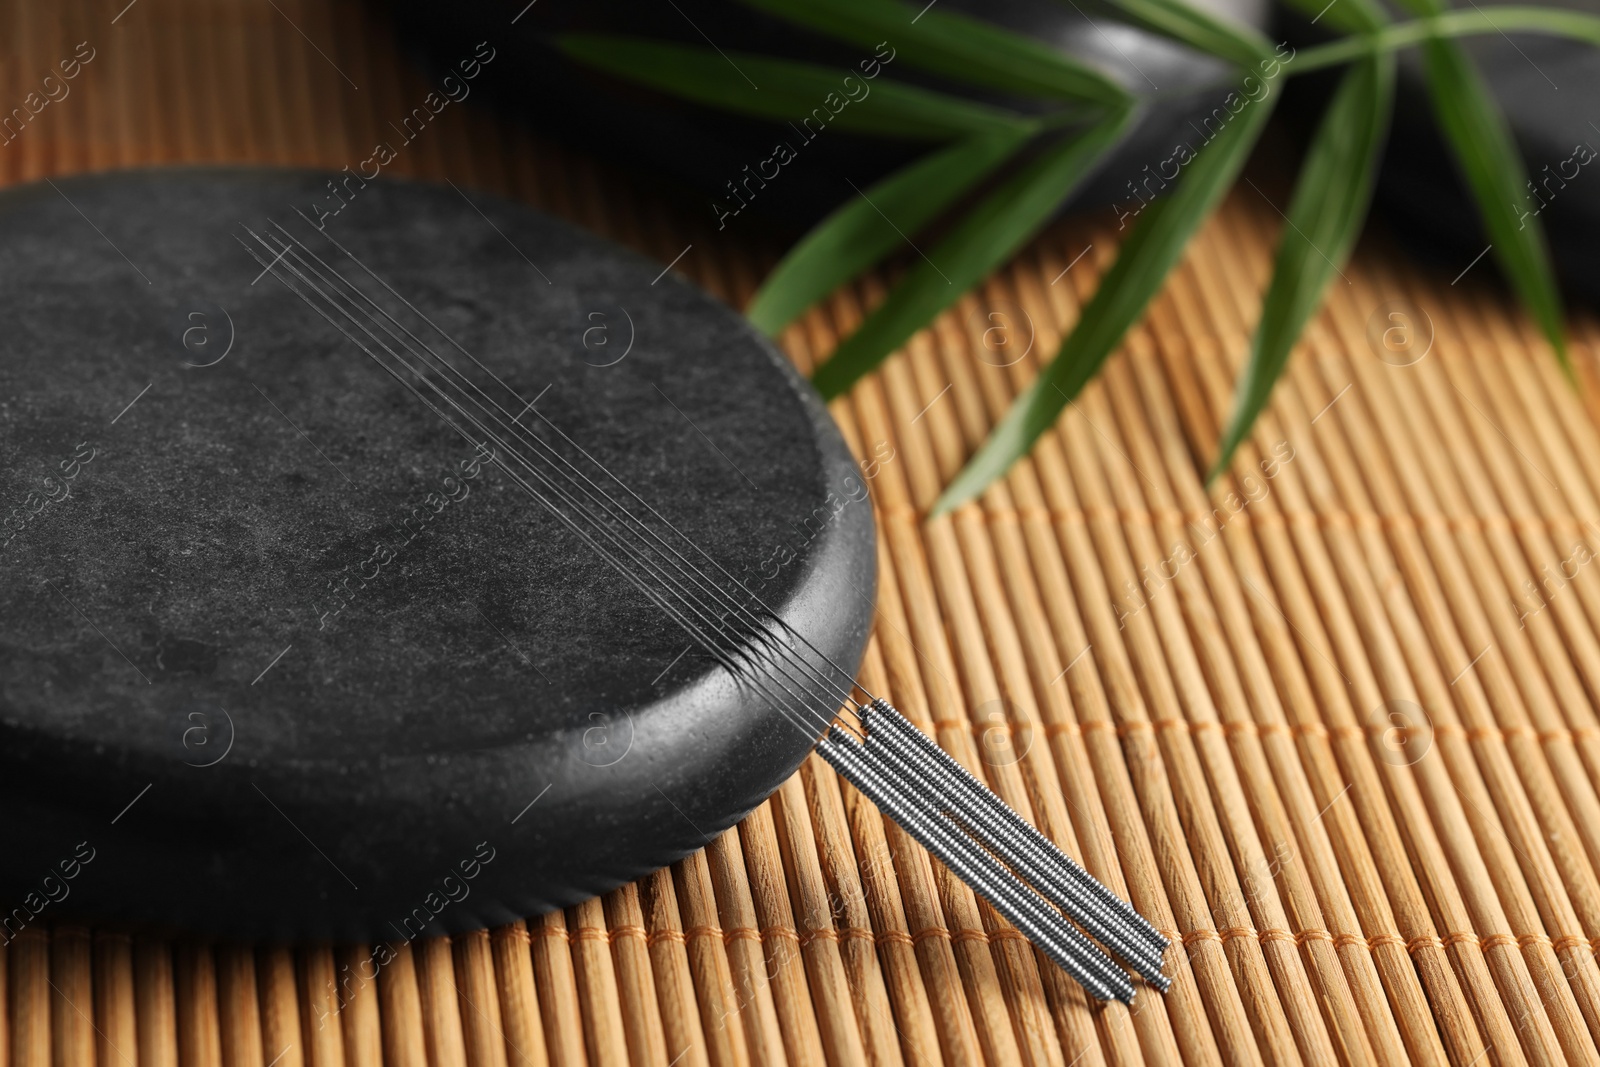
[
  {"xmin": 386, "ymin": 0, "xmax": 1270, "ymax": 230},
  {"xmin": 0, "ymin": 168, "xmax": 875, "ymax": 941},
  {"xmin": 1333, "ymin": 2, "xmax": 1600, "ymax": 302}
]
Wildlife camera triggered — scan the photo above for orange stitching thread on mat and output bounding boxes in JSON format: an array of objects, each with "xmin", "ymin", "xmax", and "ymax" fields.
[
  {"xmin": 797, "ymin": 928, "xmax": 840, "ymax": 949},
  {"xmin": 1103, "ymin": 506, "xmax": 1157, "ymax": 527},
  {"xmin": 909, "ymin": 926, "xmax": 957, "ymax": 948},
  {"xmin": 675, "ymin": 921, "xmax": 755, "ymax": 947},
  {"xmin": 915, "ymin": 715, "xmax": 1600, "ymax": 751},
  {"xmin": 680, "ymin": 924, "xmax": 725, "ymax": 944},
  {"xmin": 755, "ymin": 926, "xmax": 801, "ymax": 945},
  {"xmin": 529, "ymin": 922, "xmax": 570, "ymax": 944},
  {"xmin": 983, "ymin": 929, "xmax": 1039, "ymax": 947},
  {"xmin": 952, "ymin": 928, "xmax": 1001, "ymax": 946},
  {"xmin": 1179, "ymin": 929, "xmax": 1222, "ymax": 948},
  {"xmin": 1433, "ymin": 723, "xmax": 1526, "ymax": 744},
  {"xmin": 531, "ymin": 905, "xmax": 1590, "ymax": 962},
  {"xmin": 817, "ymin": 923, "xmax": 1034, "ymax": 951},
  {"xmin": 789, "ymin": 926, "xmax": 877, "ymax": 948},
  {"xmin": 836, "ymin": 926, "xmax": 879, "ymax": 945},
  {"xmin": 1125, "ymin": 923, "xmax": 1559, "ymax": 961},
  {"xmin": 607, "ymin": 924, "xmax": 649, "ymax": 944},
  {"xmin": 643, "ymin": 928, "xmax": 686, "ymax": 948},
  {"xmin": 959, "ymin": 502, "xmax": 1583, "ymax": 542}
]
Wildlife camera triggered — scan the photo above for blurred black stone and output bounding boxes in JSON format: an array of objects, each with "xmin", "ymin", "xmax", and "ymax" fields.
[
  {"xmin": 383, "ymin": 0, "xmax": 1271, "ymax": 233},
  {"xmin": 387, "ymin": 0, "xmax": 1600, "ymax": 304},
  {"xmin": 0, "ymin": 168, "xmax": 875, "ymax": 941},
  {"xmin": 1384, "ymin": 25, "xmax": 1598, "ymax": 302},
  {"xmin": 1278, "ymin": 0, "xmax": 1600, "ymax": 304}
]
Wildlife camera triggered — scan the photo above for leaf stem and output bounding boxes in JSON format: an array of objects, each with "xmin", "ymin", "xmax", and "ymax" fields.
[{"xmin": 1290, "ymin": 6, "xmax": 1600, "ymax": 73}]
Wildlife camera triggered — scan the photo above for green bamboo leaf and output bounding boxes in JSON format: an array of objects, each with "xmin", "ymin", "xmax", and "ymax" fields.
[
  {"xmin": 557, "ymin": 34, "xmax": 1031, "ymax": 140},
  {"xmin": 811, "ymin": 105, "xmax": 1138, "ymax": 400},
  {"xmin": 734, "ymin": 0, "xmax": 1131, "ymax": 106},
  {"xmin": 1423, "ymin": 43, "xmax": 1568, "ymax": 371},
  {"xmin": 748, "ymin": 126, "xmax": 1038, "ymax": 335},
  {"xmin": 1087, "ymin": 0, "xmax": 1274, "ymax": 69},
  {"xmin": 934, "ymin": 89, "xmax": 1275, "ymax": 515},
  {"xmin": 1211, "ymin": 54, "xmax": 1394, "ymax": 481},
  {"xmin": 1381, "ymin": 0, "xmax": 1567, "ymax": 371},
  {"xmin": 1290, "ymin": 7, "xmax": 1600, "ymax": 71},
  {"xmin": 1276, "ymin": 0, "xmax": 1385, "ymax": 36}
]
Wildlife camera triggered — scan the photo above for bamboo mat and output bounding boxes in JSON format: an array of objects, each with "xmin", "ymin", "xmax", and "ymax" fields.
[{"xmin": 8, "ymin": 1, "xmax": 1600, "ymax": 1064}]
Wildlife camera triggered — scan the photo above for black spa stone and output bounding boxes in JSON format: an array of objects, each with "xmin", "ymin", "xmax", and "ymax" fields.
[
  {"xmin": 0, "ymin": 168, "xmax": 876, "ymax": 941},
  {"xmin": 386, "ymin": 0, "xmax": 1271, "ymax": 230},
  {"xmin": 1275, "ymin": 0, "xmax": 1600, "ymax": 303},
  {"xmin": 1378, "ymin": 23, "xmax": 1600, "ymax": 303}
]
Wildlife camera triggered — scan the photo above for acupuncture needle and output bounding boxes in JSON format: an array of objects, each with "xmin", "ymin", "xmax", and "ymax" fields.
[{"xmin": 238, "ymin": 222, "xmax": 1170, "ymax": 996}]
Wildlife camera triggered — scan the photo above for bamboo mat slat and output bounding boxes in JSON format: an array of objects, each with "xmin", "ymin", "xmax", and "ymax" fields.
[{"xmin": 7, "ymin": 1, "xmax": 1600, "ymax": 1064}]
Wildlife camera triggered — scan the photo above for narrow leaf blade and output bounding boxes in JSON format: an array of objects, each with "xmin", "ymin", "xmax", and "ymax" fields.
[
  {"xmin": 934, "ymin": 91, "xmax": 1276, "ymax": 514},
  {"xmin": 747, "ymin": 126, "xmax": 1037, "ymax": 335},
  {"xmin": 1087, "ymin": 0, "xmax": 1274, "ymax": 68},
  {"xmin": 1383, "ymin": 0, "xmax": 1567, "ymax": 370},
  {"xmin": 1418, "ymin": 36, "xmax": 1568, "ymax": 371},
  {"xmin": 735, "ymin": 0, "xmax": 1131, "ymax": 105},
  {"xmin": 558, "ymin": 34, "xmax": 1030, "ymax": 140},
  {"xmin": 1288, "ymin": 8, "xmax": 1600, "ymax": 75},
  {"xmin": 1276, "ymin": 0, "xmax": 1386, "ymax": 36},
  {"xmin": 811, "ymin": 106, "xmax": 1139, "ymax": 399},
  {"xmin": 1212, "ymin": 53, "xmax": 1394, "ymax": 480},
  {"xmin": 1421, "ymin": 6, "xmax": 1600, "ymax": 46}
]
